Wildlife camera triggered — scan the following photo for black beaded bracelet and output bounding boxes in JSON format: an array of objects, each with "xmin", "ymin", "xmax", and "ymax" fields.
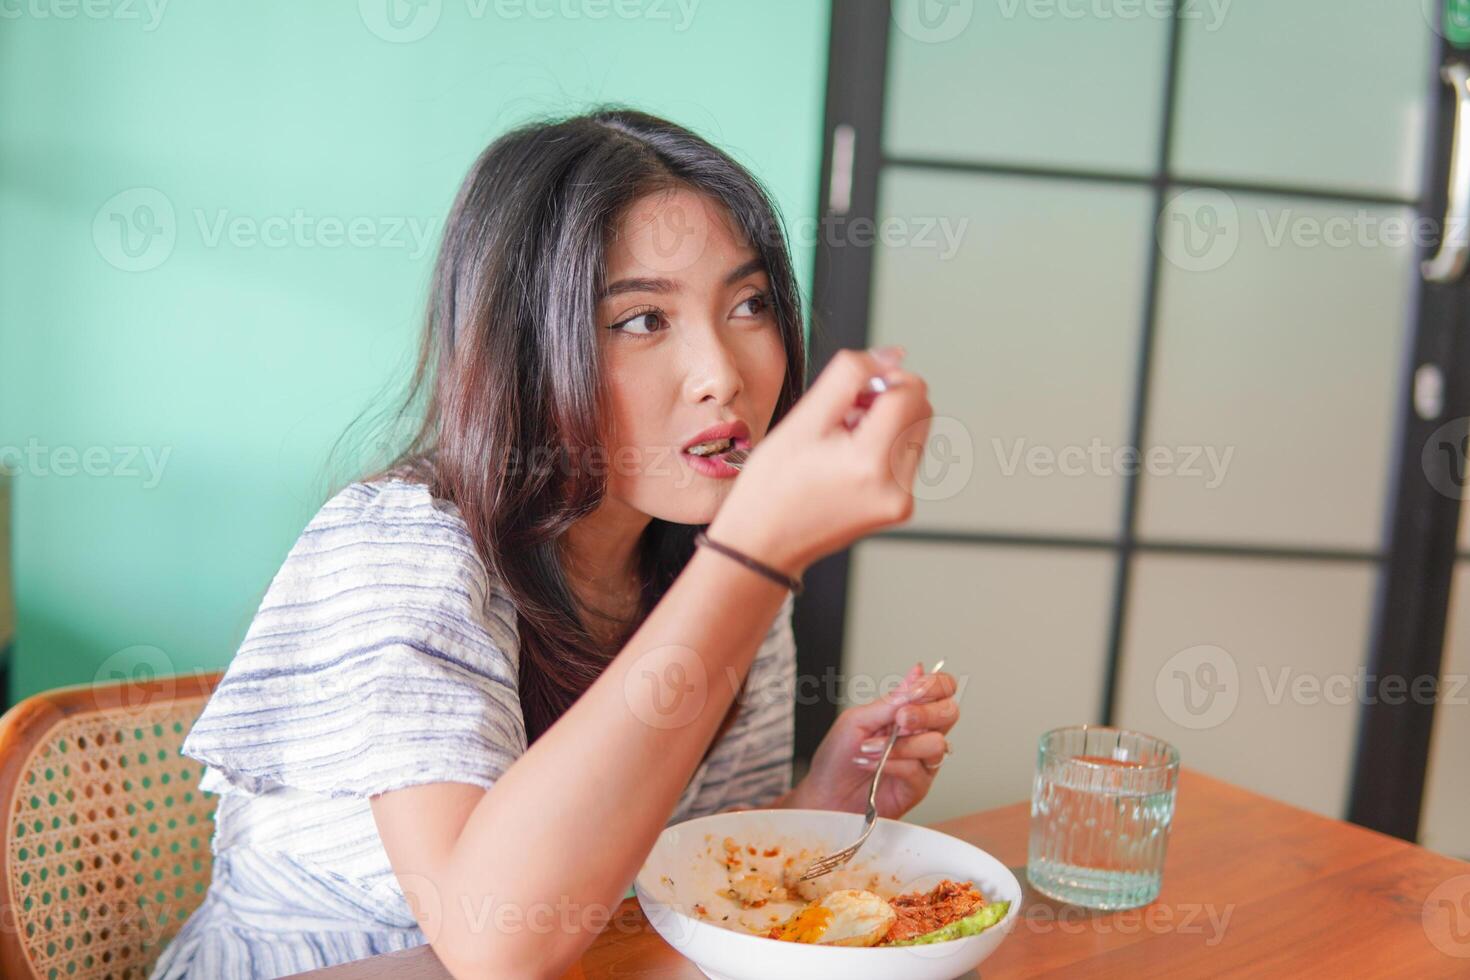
[{"xmin": 693, "ymin": 530, "xmax": 803, "ymax": 595}]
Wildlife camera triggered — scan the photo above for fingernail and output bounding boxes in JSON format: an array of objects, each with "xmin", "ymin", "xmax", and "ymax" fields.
[
  {"xmin": 870, "ymin": 344, "xmax": 906, "ymax": 365},
  {"xmin": 852, "ymin": 755, "xmax": 876, "ymax": 767},
  {"xmin": 860, "ymin": 737, "xmax": 886, "ymax": 753}
]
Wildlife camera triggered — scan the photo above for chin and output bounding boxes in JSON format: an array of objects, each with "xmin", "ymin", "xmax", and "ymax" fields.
[{"xmin": 627, "ymin": 482, "xmax": 730, "ymax": 526}]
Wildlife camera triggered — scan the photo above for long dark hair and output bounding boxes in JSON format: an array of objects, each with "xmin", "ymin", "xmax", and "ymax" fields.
[{"xmin": 355, "ymin": 107, "xmax": 807, "ymax": 748}]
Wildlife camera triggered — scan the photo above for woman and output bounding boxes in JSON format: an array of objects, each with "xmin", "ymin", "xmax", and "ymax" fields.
[{"xmin": 150, "ymin": 107, "xmax": 957, "ymax": 980}]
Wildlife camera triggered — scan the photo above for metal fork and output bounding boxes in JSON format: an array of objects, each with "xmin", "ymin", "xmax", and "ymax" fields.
[
  {"xmin": 795, "ymin": 658, "xmax": 945, "ymax": 882},
  {"xmin": 722, "ymin": 375, "xmax": 896, "ymax": 472}
]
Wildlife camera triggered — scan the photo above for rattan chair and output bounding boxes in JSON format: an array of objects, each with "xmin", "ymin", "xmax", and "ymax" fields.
[{"xmin": 0, "ymin": 671, "xmax": 222, "ymax": 980}]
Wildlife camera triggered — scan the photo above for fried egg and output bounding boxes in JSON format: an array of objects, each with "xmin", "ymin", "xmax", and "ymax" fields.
[{"xmin": 771, "ymin": 889, "xmax": 896, "ymax": 947}]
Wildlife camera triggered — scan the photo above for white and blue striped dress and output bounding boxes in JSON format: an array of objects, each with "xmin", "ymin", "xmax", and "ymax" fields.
[{"xmin": 148, "ymin": 478, "xmax": 796, "ymax": 980}]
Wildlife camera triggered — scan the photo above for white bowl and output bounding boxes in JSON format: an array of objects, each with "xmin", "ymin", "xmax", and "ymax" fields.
[{"xmin": 634, "ymin": 808, "xmax": 1021, "ymax": 980}]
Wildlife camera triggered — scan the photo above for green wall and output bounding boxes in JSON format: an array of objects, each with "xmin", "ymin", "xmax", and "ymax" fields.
[{"xmin": 0, "ymin": 0, "xmax": 829, "ymax": 702}]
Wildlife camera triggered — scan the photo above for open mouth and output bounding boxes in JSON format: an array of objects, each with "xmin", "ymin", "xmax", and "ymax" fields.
[{"xmin": 684, "ymin": 437, "xmax": 737, "ymax": 458}]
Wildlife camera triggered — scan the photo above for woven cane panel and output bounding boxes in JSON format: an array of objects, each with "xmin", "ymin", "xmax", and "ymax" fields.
[{"xmin": 7, "ymin": 697, "xmax": 217, "ymax": 980}]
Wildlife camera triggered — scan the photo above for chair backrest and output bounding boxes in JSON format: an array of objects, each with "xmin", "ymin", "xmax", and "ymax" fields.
[{"xmin": 0, "ymin": 670, "xmax": 222, "ymax": 980}]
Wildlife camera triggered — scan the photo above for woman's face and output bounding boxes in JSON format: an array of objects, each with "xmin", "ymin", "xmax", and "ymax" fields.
[{"xmin": 595, "ymin": 186, "xmax": 788, "ymax": 525}]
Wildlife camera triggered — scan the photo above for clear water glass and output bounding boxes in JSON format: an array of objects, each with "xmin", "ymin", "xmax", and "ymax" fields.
[{"xmin": 1027, "ymin": 726, "xmax": 1180, "ymax": 910}]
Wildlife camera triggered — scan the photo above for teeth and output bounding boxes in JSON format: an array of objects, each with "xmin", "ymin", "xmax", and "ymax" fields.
[{"xmin": 686, "ymin": 437, "xmax": 735, "ymax": 457}]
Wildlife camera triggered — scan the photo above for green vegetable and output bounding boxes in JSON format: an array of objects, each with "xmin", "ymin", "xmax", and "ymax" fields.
[{"xmin": 882, "ymin": 900, "xmax": 1010, "ymax": 946}]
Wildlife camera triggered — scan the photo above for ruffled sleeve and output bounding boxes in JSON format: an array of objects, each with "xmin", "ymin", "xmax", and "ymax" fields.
[{"xmin": 182, "ymin": 480, "xmax": 526, "ymax": 800}]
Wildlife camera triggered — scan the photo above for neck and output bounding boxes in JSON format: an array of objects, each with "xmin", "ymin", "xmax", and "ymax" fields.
[{"xmin": 562, "ymin": 496, "xmax": 652, "ymax": 620}]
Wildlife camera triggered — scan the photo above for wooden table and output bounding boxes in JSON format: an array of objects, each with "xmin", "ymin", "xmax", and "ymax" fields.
[{"xmin": 291, "ymin": 769, "xmax": 1470, "ymax": 978}]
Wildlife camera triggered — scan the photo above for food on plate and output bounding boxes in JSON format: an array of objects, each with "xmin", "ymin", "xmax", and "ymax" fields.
[
  {"xmin": 702, "ymin": 836, "xmax": 1009, "ymax": 946},
  {"xmin": 764, "ymin": 889, "xmax": 896, "ymax": 946},
  {"xmin": 716, "ymin": 836, "xmax": 873, "ymax": 908},
  {"xmin": 766, "ymin": 878, "xmax": 1008, "ymax": 947},
  {"xmin": 882, "ymin": 879, "xmax": 1010, "ymax": 946}
]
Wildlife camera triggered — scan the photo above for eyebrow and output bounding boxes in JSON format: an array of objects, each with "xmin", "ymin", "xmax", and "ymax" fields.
[{"xmin": 598, "ymin": 257, "xmax": 767, "ymax": 302}]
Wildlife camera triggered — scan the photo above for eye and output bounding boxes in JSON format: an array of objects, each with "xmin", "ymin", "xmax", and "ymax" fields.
[
  {"xmin": 608, "ymin": 309, "xmax": 667, "ymax": 336},
  {"xmin": 733, "ymin": 291, "xmax": 773, "ymax": 319}
]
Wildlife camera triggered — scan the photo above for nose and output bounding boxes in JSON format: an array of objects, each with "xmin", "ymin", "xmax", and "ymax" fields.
[{"xmin": 680, "ymin": 323, "xmax": 743, "ymax": 406}]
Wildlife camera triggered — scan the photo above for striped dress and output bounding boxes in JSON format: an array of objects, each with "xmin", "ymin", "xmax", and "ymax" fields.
[{"xmin": 148, "ymin": 478, "xmax": 796, "ymax": 980}]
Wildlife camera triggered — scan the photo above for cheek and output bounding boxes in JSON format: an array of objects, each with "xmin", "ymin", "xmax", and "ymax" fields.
[
  {"xmin": 747, "ymin": 331, "xmax": 789, "ymax": 423},
  {"xmin": 602, "ymin": 356, "xmax": 673, "ymax": 478}
]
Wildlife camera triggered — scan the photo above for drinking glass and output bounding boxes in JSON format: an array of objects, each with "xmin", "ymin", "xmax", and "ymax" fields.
[{"xmin": 1026, "ymin": 725, "xmax": 1180, "ymax": 910}]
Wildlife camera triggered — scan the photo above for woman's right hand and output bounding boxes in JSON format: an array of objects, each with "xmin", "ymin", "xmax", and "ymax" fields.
[{"xmin": 707, "ymin": 346, "xmax": 932, "ymax": 578}]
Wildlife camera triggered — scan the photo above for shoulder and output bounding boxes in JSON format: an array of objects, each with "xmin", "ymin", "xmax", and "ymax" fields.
[
  {"xmin": 183, "ymin": 479, "xmax": 527, "ymax": 798},
  {"xmin": 253, "ymin": 477, "xmax": 518, "ymax": 658},
  {"xmin": 297, "ymin": 478, "xmax": 480, "ymax": 567}
]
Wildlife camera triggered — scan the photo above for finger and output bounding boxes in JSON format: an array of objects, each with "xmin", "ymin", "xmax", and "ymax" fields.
[
  {"xmin": 886, "ymin": 409, "xmax": 932, "ymax": 497},
  {"xmin": 840, "ymin": 683, "xmax": 910, "ymax": 734},
  {"xmin": 840, "ymin": 667, "xmax": 934, "ymax": 734},
  {"xmin": 854, "ymin": 730, "xmax": 947, "ymax": 763},
  {"xmin": 893, "ymin": 697, "xmax": 959, "ymax": 736},
  {"xmin": 802, "ymin": 348, "xmax": 907, "ymax": 433},
  {"xmin": 897, "ymin": 670, "xmax": 957, "ymax": 705},
  {"xmin": 854, "ymin": 368, "xmax": 931, "ymax": 462}
]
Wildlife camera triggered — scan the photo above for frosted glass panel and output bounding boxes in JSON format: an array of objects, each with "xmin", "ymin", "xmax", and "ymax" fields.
[
  {"xmin": 1114, "ymin": 555, "xmax": 1376, "ymax": 818},
  {"xmin": 884, "ymin": 0, "xmax": 1168, "ymax": 174},
  {"xmin": 843, "ymin": 539, "xmax": 1115, "ymax": 822},
  {"xmin": 1171, "ymin": 0, "xmax": 1431, "ymax": 198},
  {"xmin": 869, "ymin": 169, "xmax": 1152, "ymax": 536},
  {"xmin": 1420, "ymin": 560, "xmax": 1470, "ymax": 860},
  {"xmin": 1139, "ymin": 193, "xmax": 1417, "ymax": 549}
]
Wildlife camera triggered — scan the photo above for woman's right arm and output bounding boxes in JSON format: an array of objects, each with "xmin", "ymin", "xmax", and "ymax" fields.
[{"xmin": 369, "ymin": 348, "xmax": 931, "ymax": 979}]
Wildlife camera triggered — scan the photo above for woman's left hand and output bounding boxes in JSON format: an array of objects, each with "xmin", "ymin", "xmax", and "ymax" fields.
[{"xmin": 778, "ymin": 662, "xmax": 959, "ymax": 819}]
